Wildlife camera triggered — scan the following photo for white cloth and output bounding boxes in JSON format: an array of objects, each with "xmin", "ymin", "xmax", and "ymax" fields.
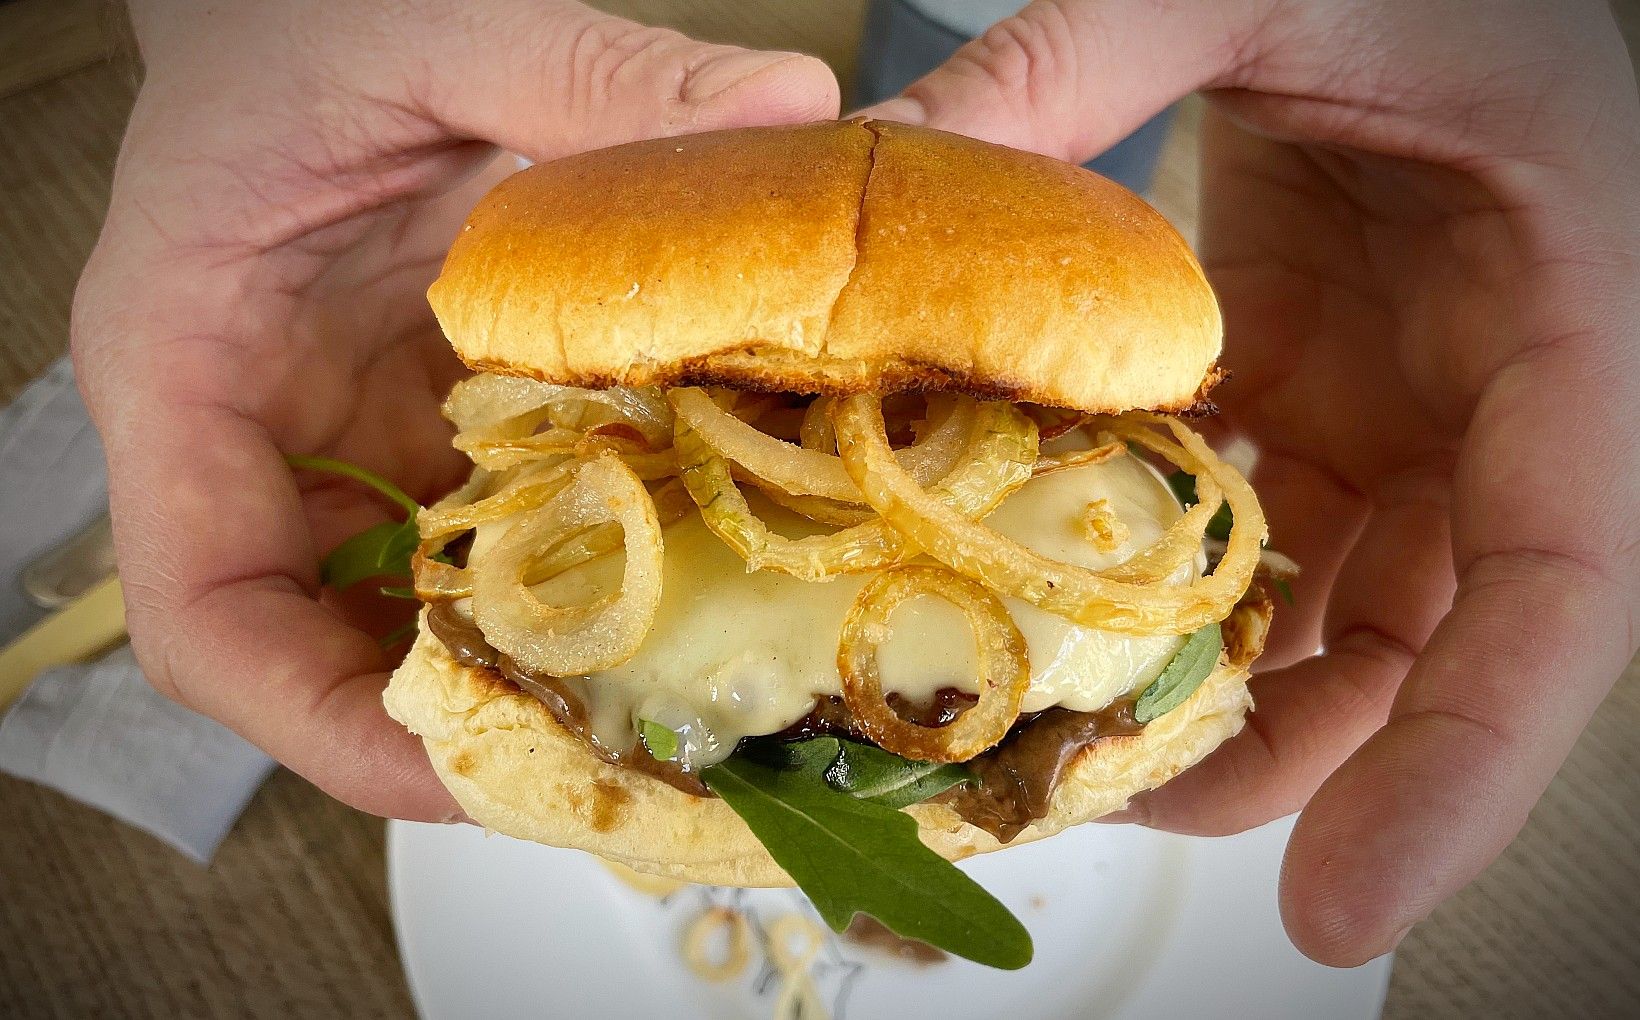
[{"xmin": 0, "ymin": 359, "xmax": 273, "ymax": 863}]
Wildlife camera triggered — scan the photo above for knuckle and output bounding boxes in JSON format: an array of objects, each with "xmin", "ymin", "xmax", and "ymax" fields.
[
  {"xmin": 968, "ymin": 2, "xmax": 1079, "ymax": 106},
  {"xmin": 565, "ymin": 18, "xmax": 690, "ymax": 108}
]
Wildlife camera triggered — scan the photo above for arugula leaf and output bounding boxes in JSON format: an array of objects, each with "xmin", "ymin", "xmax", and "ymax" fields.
[
  {"xmin": 1135, "ymin": 624, "xmax": 1223, "ymax": 724},
  {"xmin": 736, "ymin": 737, "xmax": 972, "ymax": 809},
  {"xmin": 703, "ymin": 754, "xmax": 1033, "ymax": 969},
  {"xmin": 286, "ymin": 454, "xmax": 421, "ymax": 516},
  {"xmin": 1274, "ymin": 577, "xmax": 1296, "ymax": 606},
  {"xmin": 639, "ymin": 719, "xmax": 679, "ymax": 761},
  {"xmin": 1166, "ymin": 470, "xmax": 1234, "ymax": 541},
  {"xmin": 286, "ymin": 455, "xmax": 427, "ymax": 594},
  {"xmin": 378, "ymin": 586, "xmax": 419, "ymax": 600},
  {"xmin": 737, "ymin": 735, "xmax": 841, "ymax": 774},
  {"xmin": 824, "ymin": 739, "xmax": 973, "ymax": 809},
  {"xmin": 320, "ymin": 519, "xmax": 420, "ymax": 591}
]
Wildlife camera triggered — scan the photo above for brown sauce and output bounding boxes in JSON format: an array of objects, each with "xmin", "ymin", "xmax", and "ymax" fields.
[
  {"xmin": 941, "ymin": 702, "xmax": 1144, "ymax": 843},
  {"xmin": 427, "ymin": 603, "xmax": 1143, "ymax": 839},
  {"xmin": 427, "ymin": 602, "xmax": 709, "ymax": 797}
]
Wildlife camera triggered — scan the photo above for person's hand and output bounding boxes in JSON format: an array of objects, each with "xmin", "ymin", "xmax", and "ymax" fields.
[
  {"xmin": 863, "ymin": 0, "xmax": 1640, "ymax": 965},
  {"xmin": 72, "ymin": 0, "xmax": 837, "ymax": 821}
]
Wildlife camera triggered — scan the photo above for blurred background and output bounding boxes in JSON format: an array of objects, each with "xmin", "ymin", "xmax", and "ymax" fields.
[{"xmin": 1, "ymin": 0, "xmax": 1637, "ymax": 1016}]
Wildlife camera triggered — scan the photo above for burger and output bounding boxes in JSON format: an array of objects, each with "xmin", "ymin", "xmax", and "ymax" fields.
[{"xmin": 382, "ymin": 119, "xmax": 1279, "ymax": 968}]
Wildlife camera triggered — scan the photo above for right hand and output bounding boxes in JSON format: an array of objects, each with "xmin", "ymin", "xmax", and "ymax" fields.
[{"xmin": 72, "ymin": 0, "xmax": 838, "ymax": 822}]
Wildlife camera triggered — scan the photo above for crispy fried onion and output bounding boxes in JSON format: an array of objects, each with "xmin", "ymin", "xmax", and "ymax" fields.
[
  {"xmin": 833, "ymin": 396, "xmax": 1266, "ymax": 635},
  {"xmin": 412, "ymin": 459, "xmax": 579, "ymax": 599},
  {"xmin": 681, "ymin": 906, "xmax": 751, "ymax": 983},
  {"xmin": 1033, "ymin": 439, "xmax": 1124, "ymax": 477},
  {"xmin": 445, "ymin": 374, "xmax": 673, "ymax": 469},
  {"xmin": 469, "ymin": 453, "xmax": 663, "ymax": 676},
  {"xmin": 672, "ymin": 395, "xmax": 1038, "ymax": 581},
  {"xmin": 766, "ymin": 913, "xmax": 827, "ymax": 1020},
  {"xmin": 838, "ymin": 566, "xmax": 1030, "ymax": 762},
  {"xmin": 670, "ymin": 387, "xmax": 971, "ymax": 502}
]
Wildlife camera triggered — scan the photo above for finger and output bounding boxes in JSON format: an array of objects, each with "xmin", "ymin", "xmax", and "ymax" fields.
[
  {"xmin": 1117, "ymin": 473, "xmax": 1456, "ymax": 834},
  {"xmin": 1281, "ymin": 345, "xmax": 1640, "ymax": 965},
  {"xmin": 407, "ymin": 0, "xmax": 841, "ymax": 163},
  {"xmin": 84, "ymin": 362, "xmax": 458, "ymax": 822},
  {"xmin": 855, "ymin": 0, "xmax": 1261, "ymax": 162},
  {"xmin": 1241, "ymin": 444, "xmax": 1370, "ymax": 669}
]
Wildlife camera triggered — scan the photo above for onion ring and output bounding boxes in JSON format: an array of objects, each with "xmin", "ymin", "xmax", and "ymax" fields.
[
  {"xmin": 417, "ymin": 459, "xmax": 577, "ymax": 542},
  {"xmin": 799, "ymin": 397, "xmax": 836, "ymax": 453},
  {"xmin": 834, "ymin": 396, "xmax": 1265, "ymax": 635},
  {"xmin": 518, "ymin": 479, "xmax": 693, "ymax": 587},
  {"xmin": 670, "ymin": 388, "xmax": 974, "ymax": 503},
  {"xmin": 673, "ymin": 399, "xmax": 1036, "ymax": 581},
  {"xmin": 682, "ymin": 907, "xmax": 751, "ymax": 983},
  {"xmin": 445, "ymin": 375, "xmax": 673, "ymax": 450},
  {"xmin": 1032, "ymin": 440, "xmax": 1124, "ymax": 477},
  {"xmin": 766, "ymin": 913, "xmax": 826, "ymax": 1020},
  {"xmin": 1088, "ymin": 418, "xmax": 1221, "ymax": 584},
  {"xmin": 409, "ymin": 468, "xmax": 500, "ymax": 599},
  {"xmin": 471, "ymin": 453, "xmax": 664, "ymax": 675},
  {"xmin": 748, "ymin": 478, "xmax": 878, "ymax": 527},
  {"xmin": 837, "ymin": 566, "xmax": 1030, "ymax": 762}
]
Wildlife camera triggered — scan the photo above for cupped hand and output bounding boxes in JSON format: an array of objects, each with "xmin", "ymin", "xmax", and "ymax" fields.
[
  {"xmin": 71, "ymin": 0, "xmax": 838, "ymax": 820},
  {"xmin": 863, "ymin": 0, "xmax": 1640, "ymax": 965}
]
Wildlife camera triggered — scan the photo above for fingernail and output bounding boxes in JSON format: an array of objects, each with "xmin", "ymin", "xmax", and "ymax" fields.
[
  {"xmin": 1093, "ymin": 795, "xmax": 1151, "ymax": 826},
  {"xmin": 681, "ymin": 50, "xmax": 805, "ymax": 106},
  {"xmin": 1094, "ymin": 807, "xmax": 1141, "ymax": 824},
  {"xmin": 863, "ymin": 95, "xmax": 928, "ymax": 125}
]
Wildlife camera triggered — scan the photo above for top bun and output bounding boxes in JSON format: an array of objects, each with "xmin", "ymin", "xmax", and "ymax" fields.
[{"xmin": 430, "ymin": 120, "xmax": 1219, "ymax": 414}]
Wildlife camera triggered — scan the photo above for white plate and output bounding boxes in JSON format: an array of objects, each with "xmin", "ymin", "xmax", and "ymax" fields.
[{"xmin": 389, "ymin": 815, "xmax": 1390, "ymax": 1019}]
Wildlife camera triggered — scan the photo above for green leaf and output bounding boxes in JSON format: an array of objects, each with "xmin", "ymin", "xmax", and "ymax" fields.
[
  {"xmin": 378, "ymin": 586, "xmax": 419, "ymax": 600},
  {"xmin": 740, "ymin": 735, "xmax": 842, "ymax": 775},
  {"xmin": 1274, "ymin": 577, "xmax": 1296, "ymax": 606},
  {"xmin": 640, "ymin": 719, "xmax": 679, "ymax": 761},
  {"xmin": 1135, "ymin": 624, "xmax": 1223, "ymax": 724},
  {"xmin": 703, "ymin": 755, "xmax": 1033, "ymax": 969},
  {"xmin": 320, "ymin": 519, "xmax": 419, "ymax": 591},
  {"xmin": 736, "ymin": 737, "xmax": 972, "ymax": 809},
  {"xmin": 1166, "ymin": 470, "xmax": 1234, "ymax": 541},
  {"xmin": 286, "ymin": 454, "xmax": 421, "ymax": 516},
  {"xmin": 824, "ymin": 739, "xmax": 973, "ymax": 809},
  {"xmin": 287, "ymin": 455, "xmax": 428, "ymax": 591}
]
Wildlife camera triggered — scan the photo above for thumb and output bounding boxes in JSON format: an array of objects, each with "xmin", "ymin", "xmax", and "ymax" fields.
[
  {"xmin": 413, "ymin": 1, "xmax": 841, "ymax": 162},
  {"xmin": 857, "ymin": 0, "xmax": 1259, "ymax": 163}
]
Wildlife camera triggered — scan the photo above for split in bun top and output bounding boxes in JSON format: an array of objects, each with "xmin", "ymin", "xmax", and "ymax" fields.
[{"xmin": 429, "ymin": 119, "xmax": 1220, "ymax": 413}]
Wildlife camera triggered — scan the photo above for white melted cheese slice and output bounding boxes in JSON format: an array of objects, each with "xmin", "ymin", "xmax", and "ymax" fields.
[{"xmin": 480, "ymin": 452, "xmax": 1196, "ymax": 768}]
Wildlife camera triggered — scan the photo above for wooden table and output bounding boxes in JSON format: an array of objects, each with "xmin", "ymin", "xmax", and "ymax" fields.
[{"xmin": 3, "ymin": 2, "xmax": 1638, "ymax": 1016}]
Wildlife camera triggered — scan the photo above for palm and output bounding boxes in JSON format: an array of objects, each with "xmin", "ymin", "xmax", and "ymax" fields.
[
  {"xmin": 1207, "ymin": 106, "xmax": 1481, "ymax": 653},
  {"xmin": 168, "ymin": 157, "xmax": 512, "ymax": 637},
  {"xmin": 1130, "ymin": 106, "xmax": 1543, "ymax": 825}
]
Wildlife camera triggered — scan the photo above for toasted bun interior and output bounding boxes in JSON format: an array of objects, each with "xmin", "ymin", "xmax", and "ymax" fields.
[
  {"xmin": 384, "ymin": 618, "xmax": 1251, "ymax": 885},
  {"xmin": 430, "ymin": 120, "xmax": 1220, "ymax": 414}
]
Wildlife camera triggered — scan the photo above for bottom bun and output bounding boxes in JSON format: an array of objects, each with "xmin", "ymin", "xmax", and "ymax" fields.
[{"xmin": 384, "ymin": 613, "xmax": 1252, "ymax": 886}]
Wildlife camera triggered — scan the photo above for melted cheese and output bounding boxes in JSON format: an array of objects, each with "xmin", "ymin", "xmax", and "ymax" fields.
[{"xmin": 483, "ymin": 452, "xmax": 1196, "ymax": 768}]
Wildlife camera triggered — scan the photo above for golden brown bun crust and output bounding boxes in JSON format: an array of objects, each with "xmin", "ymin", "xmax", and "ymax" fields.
[
  {"xmin": 430, "ymin": 120, "xmax": 1221, "ymax": 414},
  {"xmin": 384, "ymin": 616, "xmax": 1251, "ymax": 886}
]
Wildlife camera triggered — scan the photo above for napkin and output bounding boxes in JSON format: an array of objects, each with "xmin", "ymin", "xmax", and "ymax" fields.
[{"xmin": 0, "ymin": 358, "xmax": 273, "ymax": 864}]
